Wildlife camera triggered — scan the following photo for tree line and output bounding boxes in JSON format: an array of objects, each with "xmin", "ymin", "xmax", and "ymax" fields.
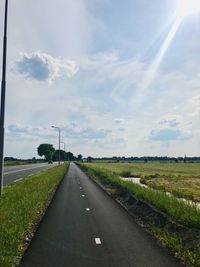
[
  {"xmin": 88, "ymin": 156, "xmax": 200, "ymax": 163},
  {"xmin": 37, "ymin": 144, "xmax": 83, "ymax": 161}
]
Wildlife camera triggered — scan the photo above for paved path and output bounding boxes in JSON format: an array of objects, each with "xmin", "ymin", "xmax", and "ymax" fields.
[{"xmin": 20, "ymin": 163, "xmax": 184, "ymax": 267}]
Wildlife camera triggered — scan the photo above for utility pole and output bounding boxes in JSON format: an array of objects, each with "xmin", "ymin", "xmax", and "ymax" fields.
[{"xmin": 0, "ymin": 0, "xmax": 8, "ymax": 196}]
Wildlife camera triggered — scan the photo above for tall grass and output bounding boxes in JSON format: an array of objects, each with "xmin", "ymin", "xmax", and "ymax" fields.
[
  {"xmin": 84, "ymin": 162, "xmax": 200, "ymax": 208},
  {"xmin": 80, "ymin": 163, "xmax": 200, "ymax": 229},
  {"xmin": 0, "ymin": 163, "xmax": 68, "ymax": 267},
  {"xmin": 91, "ymin": 162, "xmax": 200, "ymax": 177}
]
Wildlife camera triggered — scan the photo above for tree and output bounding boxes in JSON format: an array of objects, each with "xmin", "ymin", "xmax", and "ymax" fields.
[
  {"xmin": 37, "ymin": 144, "xmax": 55, "ymax": 161},
  {"xmin": 52, "ymin": 150, "xmax": 67, "ymax": 161},
  {"xmin": 77, "ymin": 154, "xmax": 83, "ymax": 161},
  {"xmin": 66, "ymin": 151, "xmax": 74, "ymax": 161},
  {"xmin": 87, "ymin": 156, "xmax": 93, "ymax": 162}
]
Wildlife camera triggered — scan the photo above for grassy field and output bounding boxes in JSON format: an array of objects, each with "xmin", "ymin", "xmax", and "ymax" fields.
[
  {"xmin": 90, "ymin": 162, "xmax": 200, "ymax": 202},
  {"xmin": 0, "ymin": 163, "xmax": 68, "ymax": 267},
  {"xmin": 79, "ymin": 163, "xmax": 200, "ymax": 266},
  {"xmin": 80, "ymin": 163, "xmax": 200, "ymax": 229}
]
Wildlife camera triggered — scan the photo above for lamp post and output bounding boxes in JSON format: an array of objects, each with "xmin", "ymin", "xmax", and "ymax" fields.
[
  {"xmin": 52, "ymin": 126, "xmax": 60, "ymax": 166},
  {"xmin": 0, "ymin": 0, "xmax": 8, "ymax": 196}
]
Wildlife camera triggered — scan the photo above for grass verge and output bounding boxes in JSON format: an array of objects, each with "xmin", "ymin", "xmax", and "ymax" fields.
[
  {"xmin": 78, "ymin": 163, "xmax": 200, "ymax": 267},
  {"xmin": 0, "ymin": 163, "xmax": 68, "ymax": 267}
]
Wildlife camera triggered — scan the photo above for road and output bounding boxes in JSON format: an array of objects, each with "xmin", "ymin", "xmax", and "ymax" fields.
[
  {"xmin": 3, "ymin": 162, "xmax": 58, "ymax": 185},
  {"xmin": 20, "ymin": 163, "xmax": 184, "ymax": 267}
]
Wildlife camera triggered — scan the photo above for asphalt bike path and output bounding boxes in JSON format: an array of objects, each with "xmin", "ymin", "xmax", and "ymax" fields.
[{"xmin": 19, "ymin": 162, "xmax": 184, "ymax": 267}]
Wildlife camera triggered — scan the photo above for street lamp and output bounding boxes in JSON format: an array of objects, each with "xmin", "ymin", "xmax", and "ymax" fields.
[
  {"xmin": 0, "ymin": 0, "xmax": 8, "ymax": 196},
  {"xmin": 52, "ymin": 126, "xmax": 61, "ymax": 166}
]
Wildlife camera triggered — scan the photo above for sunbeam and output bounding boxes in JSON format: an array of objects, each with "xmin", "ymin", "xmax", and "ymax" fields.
[
  {"xmin": 142, "ymin": 17, "xmax": 182, "ymax": 90},
  {"xmin": 142, "ymin": 0, "xmax": 200, "ymax": 90},
  {"xmin": 176, "ymin": 0, "xmax": 200, "ymax": 20}
]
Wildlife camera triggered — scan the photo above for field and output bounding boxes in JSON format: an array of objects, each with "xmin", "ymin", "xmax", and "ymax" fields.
[{"xmin": 90, "ymin": 162, "xmax": 200, "ymax": 202}]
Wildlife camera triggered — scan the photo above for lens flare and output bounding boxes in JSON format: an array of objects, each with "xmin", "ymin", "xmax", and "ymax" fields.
[
  {"xmin": 142, "ymin": 0, "xmax": 200, "ymax": 91},
  {"xmin": 176, "ymin": 0, "xmax": 200, "ymax": 19},
  {"xmin": 142, "ymin": 17, "xmax": 182, "ymax": 90}
]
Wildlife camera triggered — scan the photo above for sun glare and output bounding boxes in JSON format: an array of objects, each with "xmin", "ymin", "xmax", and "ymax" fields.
[
  {"xmin": 176, "ymin": 0, "xmax": 200, "ymax": 19},
  {"xmin": 142, "ymin": 0, "xmax": 200, "ymax": 91}
]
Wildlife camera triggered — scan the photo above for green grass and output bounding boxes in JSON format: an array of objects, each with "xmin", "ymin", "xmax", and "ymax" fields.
[
  {"xmin": 89, "ymin": 162, "xmax": 200, "ymax": 202},
  {"xmin": 151, "ymin": 227, "xmax": 200, "ymax": 267},
  {"xmin": 0, "ymin": 163, "xmax": 68, "ymax": 267},
  {"xmin": 80, "ymin": 163, "xmax": 200, "ymax": 229},
  {"xmin": 91, "ymin": 162, "xmax": 200, "ymax": 177}
]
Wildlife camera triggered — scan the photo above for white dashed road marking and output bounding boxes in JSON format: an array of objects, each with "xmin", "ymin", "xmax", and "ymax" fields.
[
  {"xmin": 4, "ymin": 165, "xmax": 45, "ymax": 175},
  {"xmin": 80, "ymin": 187, "xmax": 82, "ymax": 189},
  {"xmin": 86, "ymin": 208, "xmax": 90, "ymax": 211},
  {"xmin": 14, "ymin": 178, "xmax": 23, "ymax": 183},
  {"xmin": 82, "ymin": 195, "xmax": 85, "ymax": 197},
  {"xmin": 95, "ymin": 238, "xmax": 101, "ymax": 245}
]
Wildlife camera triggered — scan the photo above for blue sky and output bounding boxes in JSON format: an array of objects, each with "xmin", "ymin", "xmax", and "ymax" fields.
[{"xmin": 0, "ymin": 0, "xmax": 200, "ymax": 158}]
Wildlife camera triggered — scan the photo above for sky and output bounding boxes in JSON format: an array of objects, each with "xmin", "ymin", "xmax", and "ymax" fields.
[{"xmin": 0, "ymin": 0, "xmax": 200, "ymax": 159}]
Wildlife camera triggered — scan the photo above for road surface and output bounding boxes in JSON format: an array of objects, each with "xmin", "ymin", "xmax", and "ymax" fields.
[
  {"xmin": 20, "ymin": 163, "xmax": 184, "ymax": 267},
  {"xmin": 4, "ymin": 162, "xmax": 58, "ymax": 185}
]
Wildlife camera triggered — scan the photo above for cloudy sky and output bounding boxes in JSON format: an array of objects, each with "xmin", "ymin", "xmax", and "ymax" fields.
[{"xmin": 0, "ymin": 0, "xmax": 200, "ymax": 158}]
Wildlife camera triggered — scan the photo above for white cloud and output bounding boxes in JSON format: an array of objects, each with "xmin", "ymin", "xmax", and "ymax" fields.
[
  {"xmin": 6, "ymin": 124, "xmax": 112, "ymax": 141},
  {"xmin": 62, "ymin": 125, "xmax": 112, "ymax": 140},
  {"xmin": 6, "ymin": 125, "xmax": 54, "ymax": 140},
  {"xmin": 159, "ymin": 119, "xmax": 179, "ymax": 128},
  {"xmin": 118, "ymin": 127, "xmax": 126, "ymax": 132},
  {"xmin": 114, "ymin": 118, "xmax": 124, "ymax": 124},
  {"xmin": 93, "ymin": 138, "xmax": 126, "ymax": 150},
  {"xmin": 13, "ymin": 52, "xmax": 78, "ymax": 82},
  {"xmin": 150, "ymin": 128, "xmax": 182, "ymax": 141}
]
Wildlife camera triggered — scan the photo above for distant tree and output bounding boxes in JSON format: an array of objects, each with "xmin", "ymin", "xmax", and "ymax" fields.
[
  {"xmin": 77, "ymin": 154, "xmax": 83, "ymax": 161},
  {"xmin": 37, "ymin": 144, "xmax": 55, "ymax": 161},
  {"xmin": 66, "ymin": 151, "xmax": 74, "ymax": 161},
  {"xmin": 144, "ymin": 158, "xmax": 148, "ymax": 163},
  {"xmin": 52, "ymin": 150, "xmax": 67, "ymax": 161},
  {"xmin": 4, "ymin": 157, "xmax": 17, "ymax": 161},
  {"xmin": 87, "ymin": 156, "xmax": 93, "ymax": 162}
]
